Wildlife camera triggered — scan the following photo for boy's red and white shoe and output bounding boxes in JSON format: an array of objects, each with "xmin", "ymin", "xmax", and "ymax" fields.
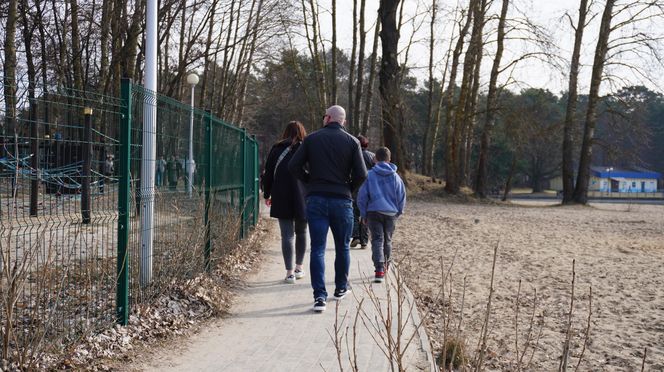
[{"xmin": 374, "ymin": 271, "xmax": 385, "ymax": 283}]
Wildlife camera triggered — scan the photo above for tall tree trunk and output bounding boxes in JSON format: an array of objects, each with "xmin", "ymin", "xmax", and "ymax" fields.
[
  {"xmin": 348, "ymin": 0, "xmax": 357, "ymax": 129},
  {"xmin": 447, "ymin": 0, "xmax": 481, "ymax": 194},
  {"xmin": 3, "ymin": 0, "xmax": 18, "ymax": 143},
  {"xmin": 422, "ymin": 0, "xmax": 437, "ymax": 176},
  {"xmin": 124, "ymin": 0, "xmax": 145, "ymax": 81},
  {"xmin": 562, "ymin": 0, "xmax": 589, "ymax": 204},
  {"xmin": 109, "ymin": 0, "xmax": 123, "ymax": 97},
  {"xmin": 177, "ymin": 0, "xmax": 187, "ymax": 97},
  {"xmin": 331, "ymin": 0, "xmax": 337, "ymax": 104},
  {"xmin": 308, "ymin": 0, "xmax": 327, "ymax": 113},
  {"xmin": 379, "ymin": 0, "xmax": 407, "ymax": 175},
  {"xmin": 199, "ymin": 0, "xmax": 219, "ymax": 108},
  {"xmin": 475, "ymin": 0, "xmax": 509, "ymax": 197},
  {"xmin": 36, "ymin": 0, "xmax": 49, "ymax": 136},
  {"xmin": 21, "ymin": 0, "xmax": 39, "ymax": 216},
  {"xmin": 352, "ymin": 0, "xmax": 367, "ymax": 134},
  {"xmin": 573, "ymin": 0, "xmax": 615, "ymax": 204},
  {"xmin": 360, "ymin": 17, "xmax": 380, "ymax": 136},
  {"xmin": 459, "ymin": 0, "xmax": 486, "ymax": 187},
  {"xmin": 235, "ymin": 0, "xmax": 264, "ymax": 125},
  {"xmin": 228, "ymin": 0, "xmax": 258, "ymax": 118},
  {"xmin": 98, "ymin": 0, "xmax": 112, "ymax": 90},
  {"xmin": 218, "ymin": 0, "xmax": 238, "ymax": 118},
  {"xmin": 443, "ymin": 2, "xmax": 473, "ymax": 194},
  {"xmin": 70, "ymin": 0, "xmax": 84, "ymax": 91}
]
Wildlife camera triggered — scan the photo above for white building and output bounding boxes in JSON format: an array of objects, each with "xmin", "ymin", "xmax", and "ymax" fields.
[{"xmin": 589, "ymin": 166, "xmax": 660, "ymax": 193}]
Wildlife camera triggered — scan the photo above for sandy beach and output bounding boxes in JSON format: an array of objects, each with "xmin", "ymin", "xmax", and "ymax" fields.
[{"xmin": 393, "ymin": 197, "xmax": 664, "ymax": 370}]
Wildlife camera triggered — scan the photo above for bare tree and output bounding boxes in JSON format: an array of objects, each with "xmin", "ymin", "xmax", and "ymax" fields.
[
  {"xmin": 234, "ymin": 0, "xmax": 265, "ymax": 125},
  {"xmin": 379, "ymin": 0, "xmax": 408, "ymax": 175},
  {"xmin": 475, "ymin": 0, "xmax": 510, "ymax": 198},
  {"xmin": 561, "ymin": 0, "xmax": 590, "ymax": 204},
  {"xmin": 352, "ymin": 0, "xmax": 367, "ymax": 134},
  {"xmin": 3, "ymin": 0, "xmax": 19, "ymax": 140},
  {"xmin": 446, "ymin": 0, "xmax": 484, "ymax": 194},
  {"xmin": 422, "ymin": 0, "xmax": 437, "ymax": 177},
  {"xmin": 331, "ymin": 0, "xmax": 337, "ymax": 104},
  {"xmin": 20, "ymin": 0, "xmax": 40, "ymax": 216},
  {"xmin": 199, "ymin": 0, "xmax": 220, "ymax": 108},
  {"xmin": 459, "ymin": 0, "xmax": 487, "ymax": 187},
  {"xmin": 69, "ymin": 0, "xmax": 84, "ymax": 90},
  {"xmin": 303, "ymin": 0, "xmax": 327, "ymax": 113},
  {"xmin": 443, "ymin": 0, "xmax": 474, "ymax": 194},
  {"xmin": 573, "ymin": 0, "xmax": 616, "ymax": 204},
  {"xmin": 360, "ymin": 17, "xmax": 380, "ymax": 136},
  {"xmin": 348, "ymin": 0, "xmax": 358, "ymax": 129},
  {"xmin": 573, "ymin": 0, "xmax": 664, "ymax": 203}
]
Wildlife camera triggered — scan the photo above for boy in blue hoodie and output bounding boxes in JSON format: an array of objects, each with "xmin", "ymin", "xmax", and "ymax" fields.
[{"xmin": 356, "ymin": 147, "xmax": 406, "ymax": 283}]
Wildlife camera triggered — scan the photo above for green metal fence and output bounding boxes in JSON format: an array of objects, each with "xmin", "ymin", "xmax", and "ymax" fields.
[
  {"xmin": 116, "ymin": 78, "xmax": 260, "ymax": 324},
  {"xmin": 0, "ymin": 78, "xmax": 259, "ymax": 360}
]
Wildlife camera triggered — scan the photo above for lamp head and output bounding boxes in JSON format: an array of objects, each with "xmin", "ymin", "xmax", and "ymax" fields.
[{"xmin": 187, "ymin": 73, "xmax": 199, "ymax": 86}]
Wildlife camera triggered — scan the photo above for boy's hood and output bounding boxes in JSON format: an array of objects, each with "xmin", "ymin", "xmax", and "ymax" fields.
[{"xmin": 373, "ymin": 162, "xmax": 398, "ymax": 176}]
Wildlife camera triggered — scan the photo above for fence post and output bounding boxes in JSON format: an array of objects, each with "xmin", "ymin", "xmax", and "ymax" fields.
[
  {"xmin": 116, "ymin": 78, "xmax": 132, "ymax": 325},
  {"xmin": 204, "ymin": 111, "xmax": 212, "ymax": 272},
  {"xmin": 81, "ymin": 107, "xmax": 93, "ymax": 224},
  {"xmin": 252, "ymin": 136, "xmax": 259, "ymax": 227},
  {"xmin": 240, "ymin": 129, "xmax": 247, "ymax": 239},
  {"xmin": 29, "ymin": 97, "xmax": 39, "ymax": 217}
]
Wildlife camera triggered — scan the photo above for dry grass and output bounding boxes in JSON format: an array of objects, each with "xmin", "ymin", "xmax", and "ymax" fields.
[{"xmin": 0, "ymin": 186, "xmax": 267, "ymax": 370}]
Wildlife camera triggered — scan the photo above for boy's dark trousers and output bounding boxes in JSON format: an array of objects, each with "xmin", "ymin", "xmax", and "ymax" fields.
[{"xmin": 367, "ymin": 211, "xmax": 397, "ymax": 271}]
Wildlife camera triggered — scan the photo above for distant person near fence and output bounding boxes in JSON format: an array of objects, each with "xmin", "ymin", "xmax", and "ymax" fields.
[
  {"xmin": 99, "ymin": 154, "xmax": 114, "ymax": 193},
  {"xmin": 156, "ymin": 155, "xmax": 166, "ymax": 187},
  {"xmin": 167, "ymin": 156, "xmax": 178, "ymax": 190}
]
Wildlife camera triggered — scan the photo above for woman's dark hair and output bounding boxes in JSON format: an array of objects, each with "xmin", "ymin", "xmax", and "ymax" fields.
[
  {"xmin": 357, "ymin": 135, "xmax": 369, "ymax": 149},
  {"xmin": 279, "ymin": 121, "xmax": 307, "ymax": 145}
]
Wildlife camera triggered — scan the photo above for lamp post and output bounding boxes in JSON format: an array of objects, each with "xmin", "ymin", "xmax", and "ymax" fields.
[
  {"xmin": 186, "ymin": 73, "xmax": 199, "ymax": 198},
  {"xmin": 606, "ymin": 167, "xmax": 614, "ymax": 196}
]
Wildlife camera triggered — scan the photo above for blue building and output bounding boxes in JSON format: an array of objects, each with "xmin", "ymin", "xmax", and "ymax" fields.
[{"xmin": 590, "ymin": 166, "xmax": 661, "ymax": 193}]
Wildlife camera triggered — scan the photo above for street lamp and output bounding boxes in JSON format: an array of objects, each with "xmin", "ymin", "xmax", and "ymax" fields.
[
  {"xmin": 606, "ymin": 167, "xmax": 614, "ymax": 196},
  {"xmin": 186, "ymin": 73, "xmax": 199, "ymax": 198}
]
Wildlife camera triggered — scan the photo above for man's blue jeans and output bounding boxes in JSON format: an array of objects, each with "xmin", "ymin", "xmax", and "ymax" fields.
[{"xmin": 306, "ymin": 195, "xmax": 354, "ymax": 300}]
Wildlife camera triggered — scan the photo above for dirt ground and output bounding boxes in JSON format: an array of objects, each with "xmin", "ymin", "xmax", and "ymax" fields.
[{"xmin": 394, "ymin": 197, "xmax": 664, "ymax": 371}]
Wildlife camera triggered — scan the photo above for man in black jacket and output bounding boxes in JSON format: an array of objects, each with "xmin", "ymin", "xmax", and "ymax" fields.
[{"xmin": 289, "ymin": 105, "xmax": 367, "ymax": 312}]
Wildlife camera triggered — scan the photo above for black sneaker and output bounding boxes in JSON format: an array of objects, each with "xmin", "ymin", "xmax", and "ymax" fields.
[
  {"xmin": 333, "ymin": 287, "xmax": 351, "ymax": 300},
  {"xmin": 313, "ymin": 298, "xmax": 326, "ymax": 312}
]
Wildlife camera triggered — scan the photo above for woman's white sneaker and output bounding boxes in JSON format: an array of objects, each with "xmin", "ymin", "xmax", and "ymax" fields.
[
  {"xmin": 285, "ymin": 274, "xmax": 296, "ymax": 284},
  {"xmin": 294, "ymin": 269, "xmax": 306, "ymax": 279}
]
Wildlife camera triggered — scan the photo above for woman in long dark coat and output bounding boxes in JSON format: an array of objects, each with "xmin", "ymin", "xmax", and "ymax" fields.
[{"xmin": 263, "ymin": 121, "xmax": 308, "ymax": 283}]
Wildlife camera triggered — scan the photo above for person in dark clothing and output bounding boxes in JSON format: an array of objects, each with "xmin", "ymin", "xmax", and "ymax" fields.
[
  {"xmin": 263, "ymin": 121, "xmax": 308, "ymax": 284},
  {"xmin": 99, "ymin": 154, "xmax": 114, "ymax": 193},
  {"xmin": 167, "ymin": 156, "xmax": 178, "ymax": 191},
  {"xmin": 289, "ymin": 105, "xmax": 368, "ymax": 313},
  {"xmin": 351, "ymin": 135, "xmax": 375, "ymax": 249}
]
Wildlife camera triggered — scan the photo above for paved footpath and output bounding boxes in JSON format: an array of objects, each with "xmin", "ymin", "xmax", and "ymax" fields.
[{"xmin": 137, "ymin": 216, "xmax": 435, "ymax": 372}]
